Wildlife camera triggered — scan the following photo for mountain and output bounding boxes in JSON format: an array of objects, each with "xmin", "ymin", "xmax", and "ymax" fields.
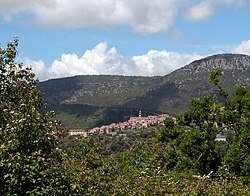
[
  {"xmin": 134, "ymin": 53, "xmax": 250, "ymax": 114},
  {"xmin": 38, "ymin": 54, "xmax": 250, "ymax": 129}
]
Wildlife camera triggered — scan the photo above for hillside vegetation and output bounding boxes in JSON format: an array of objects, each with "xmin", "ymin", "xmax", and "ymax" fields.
[{"xmin": 38, "ymin": 54, "xmax": 250, "ymax": 129}]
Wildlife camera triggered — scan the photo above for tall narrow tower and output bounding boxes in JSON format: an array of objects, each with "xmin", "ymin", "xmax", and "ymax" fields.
[{"xmin": 139, "ymin": 110, "xmax": 142, "ymax": 118}]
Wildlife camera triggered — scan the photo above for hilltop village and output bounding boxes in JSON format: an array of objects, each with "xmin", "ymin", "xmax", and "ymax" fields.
[{"xmin": 68, "ymin": 111, "xmax": 173, "ymax": 137}]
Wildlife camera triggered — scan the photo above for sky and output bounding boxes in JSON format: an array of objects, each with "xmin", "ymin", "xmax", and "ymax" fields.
[{"xmin": 0, "ymin": 0, "xmax": 250, "ymax": 81}]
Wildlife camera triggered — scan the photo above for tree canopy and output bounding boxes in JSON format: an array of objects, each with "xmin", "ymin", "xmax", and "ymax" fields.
[
  {"xmin": 0, "ymin": 38, "xmax": 74, "ymax": 195},
  {"xmin": 158, "ymin": 68, "xmax": 250, "ymax": 176}
]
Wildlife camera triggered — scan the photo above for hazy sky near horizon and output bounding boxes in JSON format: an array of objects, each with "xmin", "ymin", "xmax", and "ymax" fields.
[{"xmin": 1, "ymin": 0, "xmax": 250, "ymax": 81}]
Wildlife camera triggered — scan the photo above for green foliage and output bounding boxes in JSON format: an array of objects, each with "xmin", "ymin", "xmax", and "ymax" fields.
[
  {"xmin": 209, "ymin": 68, "xmax": 229, "ymax": 98},
  {"xmin": 158, "ymin": 69, "xmax": 250, "ymax": 177},
  {"xmin": 0, "ymin": 38, "xmax": 53, "ymax": 153},
  {"xmin": 209, "ymin": 68, "xmax": 222, "ymax": 85},
  {"xmin": 223, "ymin": 85, "xmax": 250, "ymax": 175},
  {"xmin": 158, "ymin": 117, "xmax": 183, "ymax": 142},
  {"xmin": 0, "ymin": 38, "xmax": 74, "ymax": 195},
  {"xmin": 56, "ymin": 132, "xmax": 250, "ymax": 195},
  {"xmin": 158, "ymin": 95, "xmax": 222, "ymax": 174}
]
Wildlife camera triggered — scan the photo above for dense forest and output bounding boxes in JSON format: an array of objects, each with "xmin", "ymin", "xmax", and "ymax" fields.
[{"xmin": 1, "ymin": 39, "xmax": 250, "ymax": 195}]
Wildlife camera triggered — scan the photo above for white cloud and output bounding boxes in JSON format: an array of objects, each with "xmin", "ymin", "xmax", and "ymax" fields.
[
  {"xmin": 23, "ymin": 58, "xmax": 50, "ymax": 81},
  {"xmin": 0, "ymin": 0, "xmax": 54, "ymax": 21},
  {"xmin": 186, "ymin": 1, "xmax": 215, "ymax": 21},
  {"xmin": 0, "ymin": 0, "xmax": 180, "ymax": 33},
  {"xmin": 233, "ymin": 40, "xmax": 250, "ymax": 55},
  {"xmin": 23, "ymin": 39, "xmax": 250, "ymax": 81},
  {"xmin": 0, "ymin": 0, "xmax": 245, "ymax": 33},
  {"xmin": 186, "ymin": 0, "xmax": 245, "ymax": 21},
  {"xmin": 24, "ymin": 42, "xmax": 202, "ymax": 81},
  {"xmin": 132, "ymin": 50, "xmax": 202, "ymax": 76},
  {"xmin": 48, "ymin": 43, "xmax": 124, "ymax": 77}
]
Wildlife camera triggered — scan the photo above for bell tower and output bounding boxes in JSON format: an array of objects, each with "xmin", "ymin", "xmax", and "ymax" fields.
[{"xmin": 139, "ymin": 110, "xmax": 142, "ymax": 118}]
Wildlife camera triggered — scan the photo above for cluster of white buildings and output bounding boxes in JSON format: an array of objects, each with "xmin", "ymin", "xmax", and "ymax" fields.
[{"xmin": 68, "ymin": 111, "xmax": 173, "ymax": 137}]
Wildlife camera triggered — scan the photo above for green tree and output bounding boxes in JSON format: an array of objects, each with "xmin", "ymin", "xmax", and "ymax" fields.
[
  {"xmin": 209, "ymin": 69, "xmax": 250, "ymax": 176},
  {"xmin": 222, "ymin": 85, "xmax": 250, "ymax": 176},
  {"xmin": 176, "ymin": 94, "xmax": 222, "ymax": 174},
  {"xmin": 0, "ymin": 38, "xmax": 73, "ymax": 195},
  {"xmin": 158, "ymin": 69, "xmax": 250, "ymax": 176},
  {"xmin": 158, "ymin": 117, "xmax": 183, "ymax": 143}
]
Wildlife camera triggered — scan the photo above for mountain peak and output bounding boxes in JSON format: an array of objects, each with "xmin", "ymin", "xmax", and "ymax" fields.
[{"xmin": 187, "ymin": 53, "xmax": 250, "ymax": 71}]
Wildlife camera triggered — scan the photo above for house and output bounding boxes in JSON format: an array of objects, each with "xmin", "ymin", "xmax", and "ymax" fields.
[{"xmin": 68, "ymin": 129, "xmax": 88, "ymax": 137}]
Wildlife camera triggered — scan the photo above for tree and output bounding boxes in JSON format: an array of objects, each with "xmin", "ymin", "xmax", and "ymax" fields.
[
  {"xmin": 0, "ymin": 38, "xmax": 73, "ymax": 195},
  {"xmin": 158, "ymin": 69, "xmax": 250, "ymax": 176},
  {"xmin": 222, "ymin": 85, "xmax": 250, "ymax": 176},
  {"xmin": 208, "ymin": 68, "xmax": 250, "ymax": 175},
  {"xmin": 176, "ymin": 94, "xmax": 222, "ymax": 174}
]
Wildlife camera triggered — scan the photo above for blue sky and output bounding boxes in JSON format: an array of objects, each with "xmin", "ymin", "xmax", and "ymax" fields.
[{"xmin": 1, "ymin": 0, "xmax": 250, "ymax": 81}]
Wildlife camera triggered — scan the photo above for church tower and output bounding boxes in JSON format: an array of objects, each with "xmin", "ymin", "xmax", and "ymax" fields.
[{"xmin": 139, "ymin": 110, "xmax": 142, "ymax": 118}]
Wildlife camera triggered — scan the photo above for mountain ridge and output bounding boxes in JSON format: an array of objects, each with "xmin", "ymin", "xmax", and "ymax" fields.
[{"xmin": 38, "ymin": 53, "xmax": 250, "ymax": 129}]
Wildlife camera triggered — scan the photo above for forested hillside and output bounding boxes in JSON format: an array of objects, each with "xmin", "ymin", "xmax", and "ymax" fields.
[{"xmin": 38, "ymin": 54, "xmax": 250, "ymax": 129}]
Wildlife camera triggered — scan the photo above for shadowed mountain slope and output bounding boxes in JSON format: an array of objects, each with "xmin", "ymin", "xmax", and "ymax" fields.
[{"xmin": 38, "ymin": 54, "xmax": 250, "ymax": 129}]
